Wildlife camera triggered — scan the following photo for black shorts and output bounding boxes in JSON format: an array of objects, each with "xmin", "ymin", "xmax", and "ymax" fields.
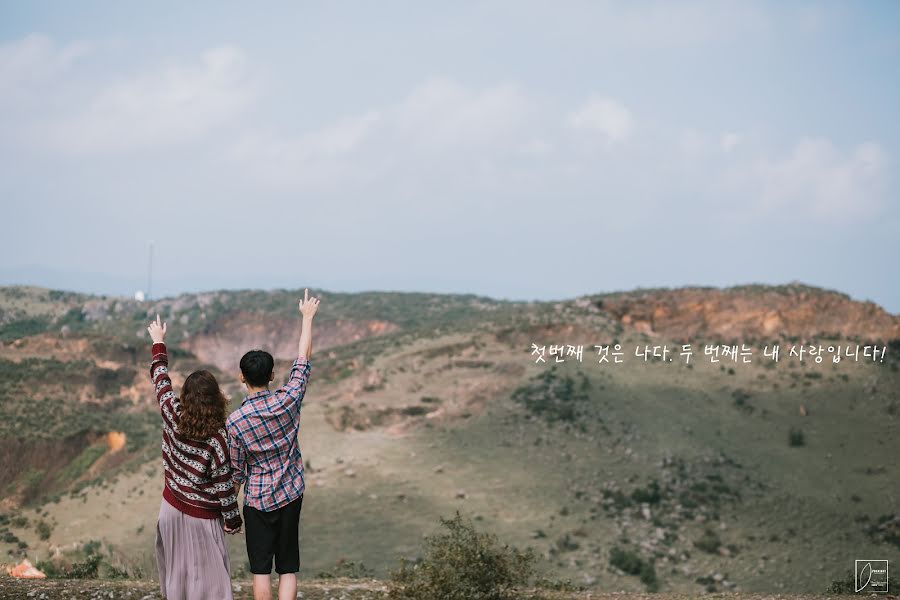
[{"xmin": 243, "ymin": 493, "xmax": 304, "ymax": 575}]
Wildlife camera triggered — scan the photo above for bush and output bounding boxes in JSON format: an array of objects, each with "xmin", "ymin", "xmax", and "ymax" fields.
[
  {"xmin": 36, "ymin": 520, "xmax": 52, "ymax": 541},
  {"xmin": 533, "ymin": 576, "xmax": 584, "ymax": 591},
  {"xmin": 830, "ymin": 569, "xmax": 900, "ymax": 594},
  {"xmin": 631, "ymin": 479, "xmax": 662, "ymax": 504},
  {"xmin": 693, "ymin": 528, "xmax": 722, "ymax": 554},
  {"xmin": 316, "ymin": 558, "xmax": 374, "ymax": 579},
  {"xmin": 388, "ymin": 511, "xmax": 536, "ymax": 600},
  {"xmin": 36, "ymin": 554, "xmax": 101, "ymax": 579},
  {"xmin": 0, "ymin": 318, "xmax": 50, "ymax": 341},
  {"xmin": 21, "ymin": 469, "xmax": 45, "ymax": 502},
  {"xmin": 82, "ymin": 539, "xmax": 102, "ymax": 556},
  {"xmin": 609, "ymin": 546, "xmax": 658, "ymax": 592},
  {"xmin": 789, "ymin": 427, "xmax": 805, "ymax": 447},
  {"xmin": 510, "ymin": 366, "xmax": 591, "ymax": 424},
  {"xmin": 59, "ymin": 444, "xmax": 107, "ymax": 483}
]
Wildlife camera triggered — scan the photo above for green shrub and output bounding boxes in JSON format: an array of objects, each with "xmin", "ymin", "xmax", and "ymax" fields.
[
  {"xmin": 36, "ymin": 520, "xmax": 52, "ymax": 541},
  {"xmin": 829, "ymin": 569, "xmax": 900, "ymax": 594},
  {"xmin": 693, "ymin": 528, "xmax": 722, "ymax": 554},
  {"xmin": 510, "ymin": 366, "xmax": 590, "ymax": 424},
  {"xmin": 36, "ymin": 554, "xmax": 102, "ymax": 579},
  {"xmin": 631, "ymin": 479, "xmax": 662, "ymax": 504},
  {"xmin": 10, "ymin": 515, "xmax": 28, "ymax": 528},
  {"xmin": 92, "ymin": 367, "xmax": 134, "ymax": 396},
  {"xmin": 21, "ymin": 468, "xmax": 45, "ymax": 501},
  {"xmin": 555, "ymin": 533, "xmax": 579, "ymax": 552},
  {"xmin": 0, "ymin": 318, "xmax": 50, "ymax": 341},
  {"xmin": 82, "ymin": 539, "xmax": 102, "ymax": 556},
  {"xmin": 789, "ymin": 427, "xmax": 805, "ymax": 447},
  {"xmin": 59, "ymin": 444, "xmax": 107, "ymax": 483},
  {"xmin": 316, "ymin": 558, "xmax": 374, "ymax": 579},
  {"xmin": 533, "ymin": 576, "xmax": 584, "ymax": 591},
  {"xmin": 609, "ymin": 546, "xmax": 658, "ymax": 591},
  {"xmin": 603, "ymin": 489, "xmax": 633, "ymax": 510},
  {"xmin": 388, "ymin": 511, "xmax": 536, "ymax": 600}
]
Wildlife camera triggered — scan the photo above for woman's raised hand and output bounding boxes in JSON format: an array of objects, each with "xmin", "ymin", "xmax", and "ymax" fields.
[
  {"xmin": 299, "ymin": 288, "xmax": 320, "ymax": 319},
  {"xmin": 147, "ymin": 314, "xmax": 167, "ymax": 344}
]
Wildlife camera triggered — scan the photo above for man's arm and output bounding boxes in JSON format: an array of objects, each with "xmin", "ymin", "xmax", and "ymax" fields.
[
  {"xmin": 227, "ymin": 421, "xmax": 247, "ymax": 491},
  {"xmin": 275, "ymin": 357, "xmax": 312, "ymax": 410},
  {"xmin": 297, "ymin": 288, "xmax": 319, "ymax": 360},
  {"xmin": 274, "ymin": 289, "xmax": 319, "ymax": 410}
]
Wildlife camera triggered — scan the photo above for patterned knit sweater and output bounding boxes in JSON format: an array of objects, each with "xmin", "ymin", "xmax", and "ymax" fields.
[{"xmin": 151, "ymin": 342, "xmax": 242, "ymax": 529}]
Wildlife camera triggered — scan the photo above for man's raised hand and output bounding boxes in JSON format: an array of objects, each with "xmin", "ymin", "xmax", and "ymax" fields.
[
  {"xmin": 299, "ymin": 288, "xmax": 320, "ymax": 319},
  {"xmin": 147, "ymin": 314, "xmax": 167, "ymax": 344}
]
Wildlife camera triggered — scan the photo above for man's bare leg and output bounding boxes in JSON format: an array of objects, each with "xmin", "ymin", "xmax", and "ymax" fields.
[
  {"xmin": 253, "ymin": 574, "xmax": 272, "ymax": 600},
  {"xmin": 279, "ymin": 573, "xmax": 297, "ymax": 600}
]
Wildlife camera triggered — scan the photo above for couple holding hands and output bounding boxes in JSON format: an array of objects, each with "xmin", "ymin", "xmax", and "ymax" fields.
[{"xmin": 147, "ymin": 289, "xmax": 321, "ymax": 600}]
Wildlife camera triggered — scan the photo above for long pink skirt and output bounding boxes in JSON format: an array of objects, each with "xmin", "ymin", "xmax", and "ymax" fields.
[{"xmin": 155, "ymin": 497, "xmax": 234, "ymax": 600}]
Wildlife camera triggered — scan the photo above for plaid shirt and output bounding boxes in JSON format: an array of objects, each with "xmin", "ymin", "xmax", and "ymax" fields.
[{"xmin": 226, "ymin": 357, "xmax": 311, "ymax": 511}]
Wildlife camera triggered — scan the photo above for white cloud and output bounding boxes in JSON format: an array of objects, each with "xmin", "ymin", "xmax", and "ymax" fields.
[
  {"xmin": 45, "ymin": 46, "xmax": 254, "ymax": 154},
  {"xmin": 227, "ymin": 77, "xmax": 535, "ymax": 188},
  {"xmin": 0, "ymin": 34, "xmax": 91, "ymax": 102},
  {"xmin": 518, "ymin": 138, "xmax": 553, "ymax": 156},
  {"xmin": 229, "ymin": 111, "xmax": 381, "ymax": 187},
  {"xmin": 748, "ymin": 138, "xmax": 887, "ymax": 220},
  {"xmin": 678, "ymin": 128, "xmax": 710, "ymax": 156},
  {"xmin": 393, "ymin": 77, "xmax": 532, "ymax": 148},
  {"xmin": 567, "ymin": 96, "xmax": 633, "ymax": 145},
  {"xmin": 589, "ymin": 0, "xmax": 771, "ymax": 49},
  {"xmin": 678, "ymin": 129, "xmax": 744, "ymax": 157},
  {"xmin": 720, "ymin": 132, "xmax": 742, "ymax": 152}
]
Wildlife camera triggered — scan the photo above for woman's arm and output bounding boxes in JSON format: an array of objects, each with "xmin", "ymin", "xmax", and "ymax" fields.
[
  {"xmin": 209, "ymin": 437, "xmax": 243, "ymax": 532},
  {"xmin": 147, "ymin": 315, "xmax": 178, "ymax": 419}
]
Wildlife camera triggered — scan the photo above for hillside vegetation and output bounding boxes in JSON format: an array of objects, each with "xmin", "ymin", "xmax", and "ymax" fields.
[{"xmin": 0, "ymin": 283, "xmax": 897, "ymax": 595}]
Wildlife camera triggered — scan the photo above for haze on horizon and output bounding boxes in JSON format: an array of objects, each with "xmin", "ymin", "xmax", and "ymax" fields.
[{"xmin": 1, "ymin": 1, "xmax": 898, "ymax": 313}]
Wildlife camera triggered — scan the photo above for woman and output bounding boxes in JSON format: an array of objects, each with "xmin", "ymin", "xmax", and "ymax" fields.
[{"xmin": 147, "ymin": 314, "xmax": 242, "ymax": 600}]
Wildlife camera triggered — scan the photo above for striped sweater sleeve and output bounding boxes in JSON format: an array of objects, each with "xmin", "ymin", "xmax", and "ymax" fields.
[
  {"xmin": 151, "ymin": 342, "xmax": 178, "ymax": 423},
  {"xmin": 209, "ymin": 434, "xmax": 242, "ymax": 529}
]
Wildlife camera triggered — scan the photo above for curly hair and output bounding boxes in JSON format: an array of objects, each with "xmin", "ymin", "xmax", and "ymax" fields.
[{"xmin": 178, "ymin": 370, "xmax": 228, "ymax": 440}]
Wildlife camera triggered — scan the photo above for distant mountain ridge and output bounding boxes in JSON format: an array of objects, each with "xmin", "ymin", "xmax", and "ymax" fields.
[{"xmin": 1, "ymin": 283, "xmax": 897, "ymax": 359}]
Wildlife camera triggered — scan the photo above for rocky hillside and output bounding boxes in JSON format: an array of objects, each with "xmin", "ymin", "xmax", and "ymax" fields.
[
  {"xmin": 0, "ymin": 282, "xmax": 897, "ymax": 594},
  {"xmin": 590, "ymin": 284, "xmax": 899, "ymax": 341}
]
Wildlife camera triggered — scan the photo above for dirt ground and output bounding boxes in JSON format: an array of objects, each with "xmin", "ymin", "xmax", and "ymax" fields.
[{"xmin": 0, "ymin": 576, "xmax": 866, "ymax": 600}]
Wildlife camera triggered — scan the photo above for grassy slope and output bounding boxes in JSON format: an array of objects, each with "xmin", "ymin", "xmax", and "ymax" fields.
[{"xmin": 0, "ymin": 286, "xmax": 897, "ymax": 595}]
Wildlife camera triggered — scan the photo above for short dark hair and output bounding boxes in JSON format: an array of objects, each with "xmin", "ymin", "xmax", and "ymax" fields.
[{"xmin": 240, "ymin": 350, "xmax": 274, "ymax": 387}]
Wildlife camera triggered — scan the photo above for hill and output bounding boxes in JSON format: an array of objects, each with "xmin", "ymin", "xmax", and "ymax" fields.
[{"xmin": 0, "ymin": 283, "xmax": 897, "ymax": 594}]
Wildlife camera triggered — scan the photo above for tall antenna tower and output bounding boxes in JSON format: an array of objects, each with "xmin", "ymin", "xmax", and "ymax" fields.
[{"xmin": 147, "ymin": 242, "xmax": 154, "ymax": 301}]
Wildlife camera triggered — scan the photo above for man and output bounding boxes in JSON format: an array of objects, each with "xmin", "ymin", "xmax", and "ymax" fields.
[{"xmin": 226, "ymin": 288, "xmax": 320, "ymax": 600}]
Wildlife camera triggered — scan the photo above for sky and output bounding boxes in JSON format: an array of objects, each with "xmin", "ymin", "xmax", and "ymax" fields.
[{"xmin": 1, "ymin": 1, "xmax": 898, "ymax": 312}]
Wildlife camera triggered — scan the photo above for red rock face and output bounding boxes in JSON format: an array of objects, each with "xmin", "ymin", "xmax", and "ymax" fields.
[
  {"xmin": 599, "ymin": 287, "xmax": 900, "ymax": 341},
  {"xmin": 182, "ymin": 311, "xmax": 400, "ymax": 371}
]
